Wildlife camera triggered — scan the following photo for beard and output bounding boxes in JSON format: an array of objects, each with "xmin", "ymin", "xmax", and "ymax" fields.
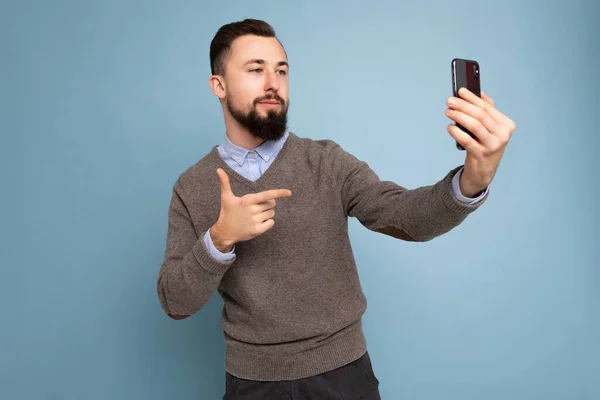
[{"xmin": 226, "ymin": 93, "xmax": 289, "ymax": 142}]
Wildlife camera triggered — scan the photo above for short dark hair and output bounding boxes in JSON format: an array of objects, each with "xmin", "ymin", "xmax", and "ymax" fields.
[{"xmin": 210, "ymin": 19, "xmax": 280, "ymax": 76}]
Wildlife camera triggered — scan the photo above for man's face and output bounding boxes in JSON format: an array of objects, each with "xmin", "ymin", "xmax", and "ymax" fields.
[{"xmin": 222, "ymin": 35, "xmax": 289, "ymax": 141}]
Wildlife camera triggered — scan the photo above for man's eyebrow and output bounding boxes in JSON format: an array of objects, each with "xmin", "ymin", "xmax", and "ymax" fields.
[{"xmin": 244, "ymin": 59, "xmax": 289, "ymax": 68}]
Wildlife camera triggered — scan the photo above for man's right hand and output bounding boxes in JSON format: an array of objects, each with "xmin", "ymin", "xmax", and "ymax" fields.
[{"xmin": 210, "ymin": 168, "xmax": 292, "ymax": 252}]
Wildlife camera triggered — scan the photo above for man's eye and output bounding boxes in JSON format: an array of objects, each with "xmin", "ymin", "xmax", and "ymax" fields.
[
  {"xmin": 277, "ymin": 70, "xmax": 287, "ymax": 75},
  {"xmin": 250, "ymin": 68, "xmax": 262, "ymax": 73}
]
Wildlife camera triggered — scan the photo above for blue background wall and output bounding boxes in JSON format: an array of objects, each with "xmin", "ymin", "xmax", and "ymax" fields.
[{"xmin": 3, "ymin": 0, "xmax": 599, "ymax": 399}]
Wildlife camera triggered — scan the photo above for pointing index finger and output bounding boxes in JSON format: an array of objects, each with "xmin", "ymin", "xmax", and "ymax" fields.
[{"xmin": 248, "ymin": 189, "xmax": 292, "ymax": 204}]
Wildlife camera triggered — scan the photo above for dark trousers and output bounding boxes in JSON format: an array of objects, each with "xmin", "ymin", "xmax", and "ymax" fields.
[{"xmin": 223, "ymin": 351, "xmax": 381, "ymax": 399}]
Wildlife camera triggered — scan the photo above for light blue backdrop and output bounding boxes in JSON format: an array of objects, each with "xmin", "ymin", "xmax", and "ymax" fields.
[{"xmin": 3, "ymin": 0, "xmax": 599, "ymax": 399}]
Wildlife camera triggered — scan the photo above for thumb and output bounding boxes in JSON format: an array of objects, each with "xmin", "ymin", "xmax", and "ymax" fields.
[{"xmin": 216, "ymin": 168, "xmax": 234, "ymax": 197}]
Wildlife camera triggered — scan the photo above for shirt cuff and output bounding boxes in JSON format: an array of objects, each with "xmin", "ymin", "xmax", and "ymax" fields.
[
  {"xmin": 452, "ymin": 166, "xmax": 489, "ymax": 205},
  {"xmin": 204, "ymin": 229, "xmax": 236, "ymax": 263}
]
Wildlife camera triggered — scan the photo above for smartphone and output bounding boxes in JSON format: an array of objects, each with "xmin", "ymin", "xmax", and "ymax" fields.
[{"xmin": 451, "ymin": 58, "xmax": 481, "ymax": 150}]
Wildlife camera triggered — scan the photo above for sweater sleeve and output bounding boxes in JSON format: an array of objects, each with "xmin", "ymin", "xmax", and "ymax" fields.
[
  {"xmin": 157, "ymin": 180, "xmax": 234, "ymax": 318},
  {"xmin": 329, "ymin": 142, "xmax": 489, "ymax": 242}
]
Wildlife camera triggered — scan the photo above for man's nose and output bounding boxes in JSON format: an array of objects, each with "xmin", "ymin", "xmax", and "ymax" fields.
[{"xmin": 264, "ymin": 70, "xmax": 280, "ymax": 92}]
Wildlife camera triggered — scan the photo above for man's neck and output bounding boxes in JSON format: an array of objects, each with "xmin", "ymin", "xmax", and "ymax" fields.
[
  {"xmin": 226, "ymin": 130, "xmax": 266, "ymax": 150},
  {"xmin": 222, "ymin": 114, "xmax": 266, "ymax": 150}
]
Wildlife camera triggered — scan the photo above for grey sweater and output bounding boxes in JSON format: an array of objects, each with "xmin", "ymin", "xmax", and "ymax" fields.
[{"xmin": 157, "ymin": 132, "xmax": 488, "ymax": 381}]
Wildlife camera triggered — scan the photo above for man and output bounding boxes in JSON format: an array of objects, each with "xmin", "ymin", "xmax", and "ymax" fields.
[{"xmin": 157, "ymin": 19, "xmax": 515, "ymax": 400}]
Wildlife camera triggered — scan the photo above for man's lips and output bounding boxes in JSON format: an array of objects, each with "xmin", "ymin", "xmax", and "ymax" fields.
[{"xmin": 258, "ymin": 100, "xmax": 281, "ymax": 105}]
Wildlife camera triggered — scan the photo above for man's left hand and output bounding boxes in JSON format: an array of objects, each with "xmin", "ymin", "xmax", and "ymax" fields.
[{"xmin": 445, "ymin": 88, "xmax": 516, "ymax": 198}]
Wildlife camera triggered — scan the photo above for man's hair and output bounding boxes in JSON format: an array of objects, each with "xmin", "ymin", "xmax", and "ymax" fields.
[{"xmin": 210, "ymin": 19, "xmax": 280, "ymax": 76}]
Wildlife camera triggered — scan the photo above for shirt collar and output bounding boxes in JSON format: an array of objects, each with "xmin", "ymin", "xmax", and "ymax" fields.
[{"xmin": 221, "ymin": 131, "xmax": 288, "ymax": 166}]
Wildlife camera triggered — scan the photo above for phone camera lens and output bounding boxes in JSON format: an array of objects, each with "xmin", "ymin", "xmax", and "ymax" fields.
[{"xmin": 473, "ymin": 65, "xmax": 479, "ymax": 78}]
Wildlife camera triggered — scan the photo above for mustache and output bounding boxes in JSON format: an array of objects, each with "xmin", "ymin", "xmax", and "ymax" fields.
[{"xmin": 254, "ymin": 94, "xmax": 285, "ymax": 105}]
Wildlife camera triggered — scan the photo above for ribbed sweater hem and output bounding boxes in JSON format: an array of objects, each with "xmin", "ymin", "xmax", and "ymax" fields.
[{"xmin": 224, "ymin": 320, "xmax": 368, "ymax": 381}]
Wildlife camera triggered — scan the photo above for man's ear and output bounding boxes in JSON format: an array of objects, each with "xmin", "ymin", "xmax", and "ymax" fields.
[{"xmin": 209, "ymin": 75, "xmax": 226, "ymax": 100}]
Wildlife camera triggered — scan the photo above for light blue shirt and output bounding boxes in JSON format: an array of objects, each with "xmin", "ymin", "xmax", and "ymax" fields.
[{"xmin": 204, "ymin": 131, "xmax": 488, "ymax": 262}]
